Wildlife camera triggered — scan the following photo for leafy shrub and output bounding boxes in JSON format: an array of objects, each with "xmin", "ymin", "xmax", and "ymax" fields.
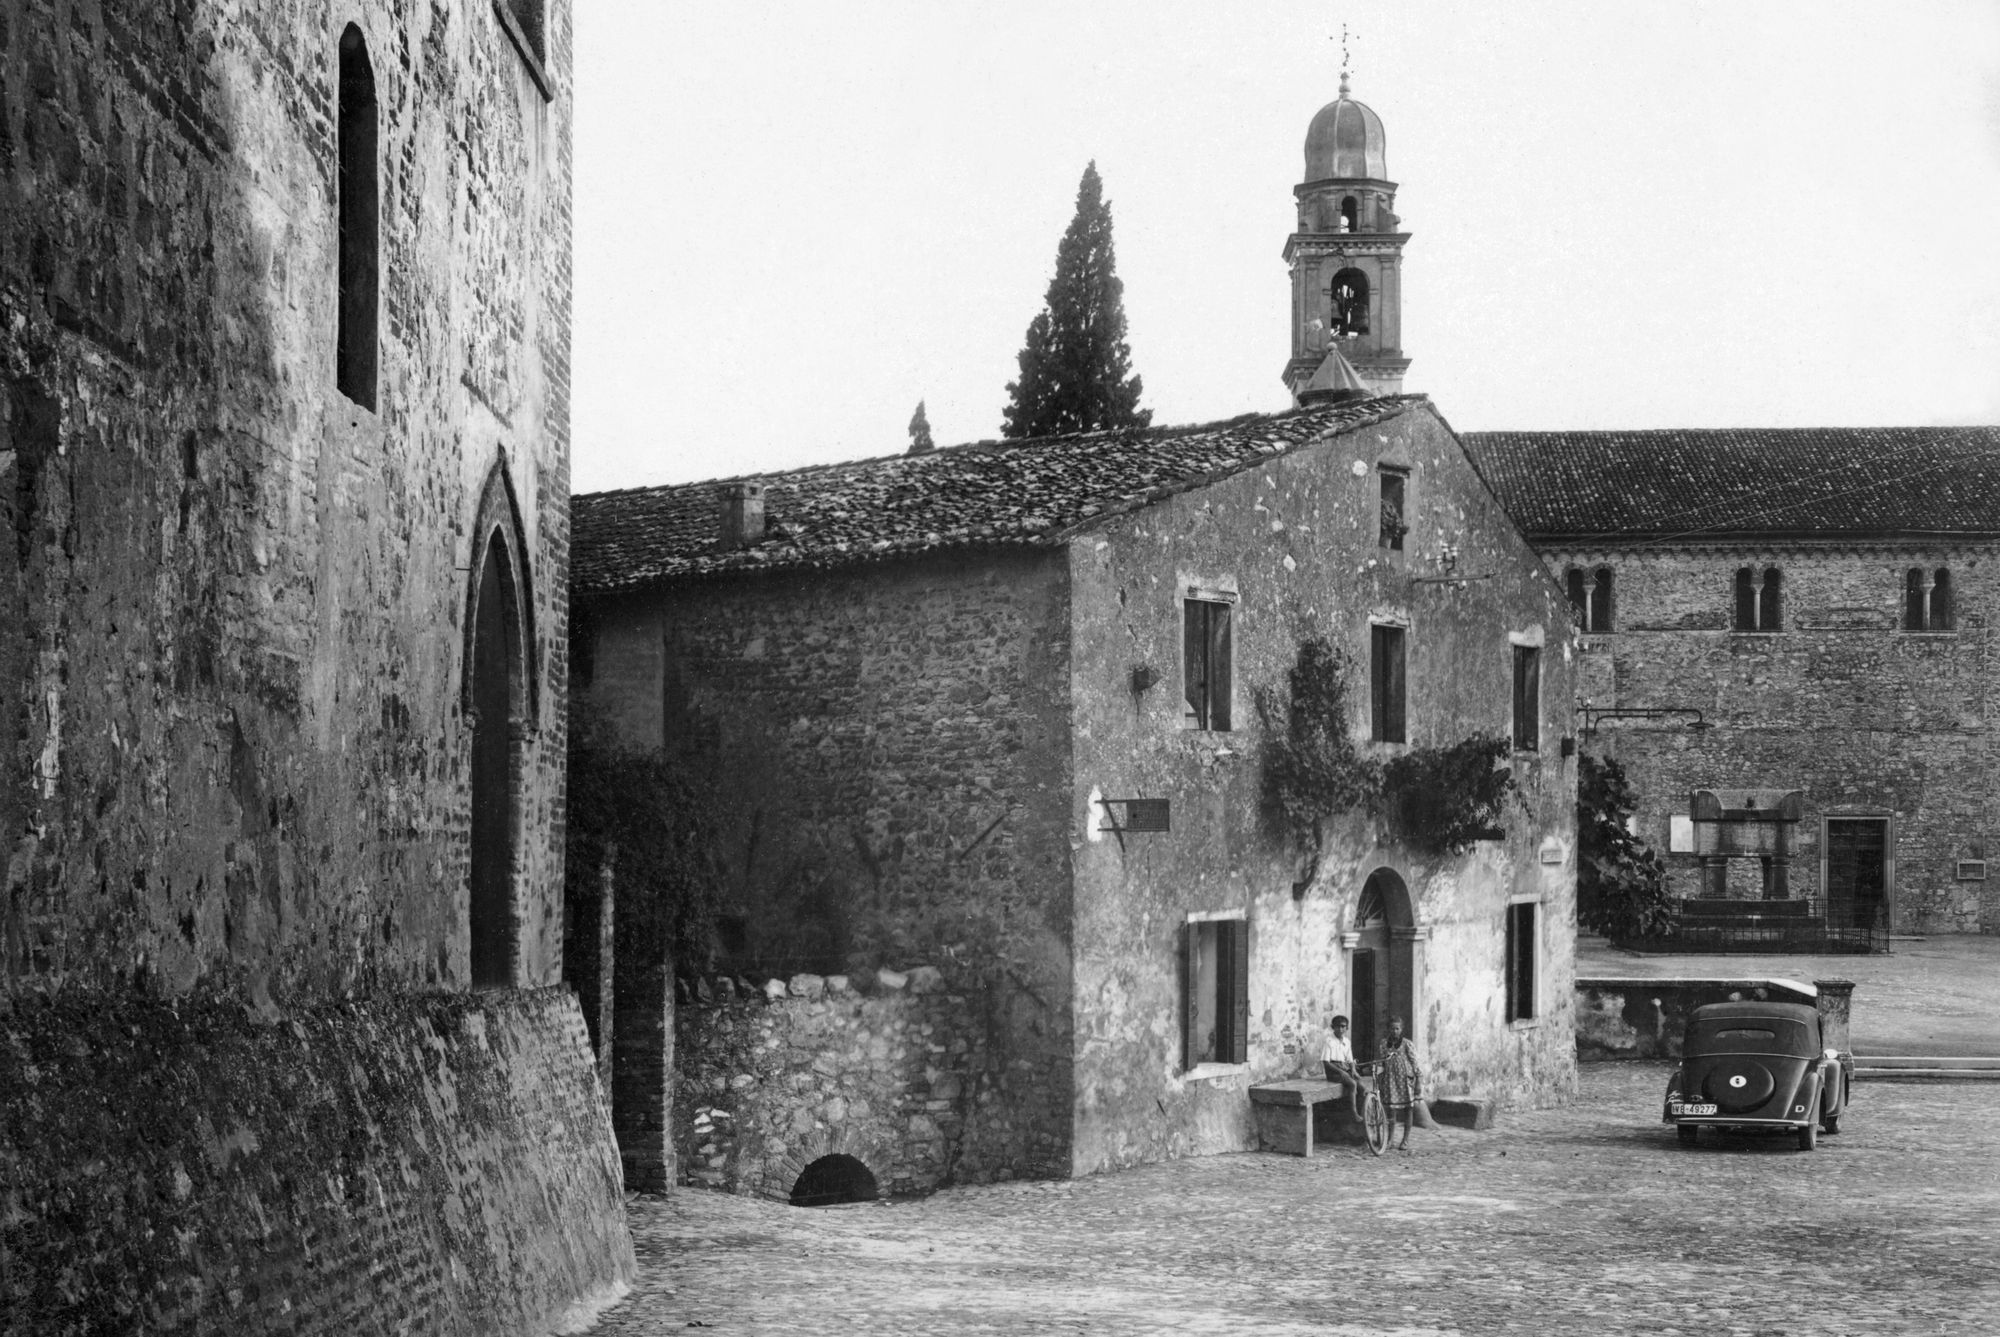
[
  {"xmin": 1576, "ymin": 751, "xmax": 1672, "ymax": 941},
  {"xmin": 1380, "ymin": 735, "xmax": 1514, "ymax": 855}
]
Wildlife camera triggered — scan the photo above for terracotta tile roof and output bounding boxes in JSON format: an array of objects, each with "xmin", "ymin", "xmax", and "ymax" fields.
[
  {"xmin": 1459, "ymin": 427, "xmax": 2000, "ymax": 542},
  {"xmin": 572, "ymin": 396, "xmax": 1425, "ymax": 594}
]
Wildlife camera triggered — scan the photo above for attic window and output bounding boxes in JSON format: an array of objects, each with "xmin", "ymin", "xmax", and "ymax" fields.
[
  {"xmin": 1904, "ymin": 567, "xmax": 1954, "ymax": 632},
  {"xmin": 1378, "ymin": 469, "xmax": 1407, "ymax": 550},
  {"xmin": 1183, "ymin": 595, "xmax": 1233, "ymax": 731}
]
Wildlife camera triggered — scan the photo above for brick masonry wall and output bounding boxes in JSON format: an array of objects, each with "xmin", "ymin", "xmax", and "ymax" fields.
[
  {"xmin": 578, "ymin": 550, "xmax": 1078, "ymax": 1183},
  {"xmin": 1066, "ymin": 405, "xmax": 1581, "ymax": 1175},
  {"xmin": 676, "ymin": 969, "xmax": 1026, "ymax": 1200},
  {"xmin": 0, "ymin": 984, "xmax": 634, "ymax": 1335},
  {"xmin": 1545, "ymin": 545, "xmax": 1996, "ymax": 933},
  {"xmin": 0, "ymin": 0, "xmax": 574, "ymax": 996}
]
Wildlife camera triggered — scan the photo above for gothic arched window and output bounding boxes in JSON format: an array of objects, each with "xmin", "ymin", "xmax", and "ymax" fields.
[
  {"xmin": 1330, "ymin": 267, "xmax": 1370, "ymax": 337},
  {"xmin": 336, "ymin": 25, "xmax": 378, "ymax": 410},
  {"xmin": 1906, "ymin": 567, "xmax": 1954, "ymax": 631}
]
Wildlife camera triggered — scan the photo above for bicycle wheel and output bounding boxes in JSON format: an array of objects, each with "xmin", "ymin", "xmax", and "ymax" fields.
[{"xmin": 1363, "ymin": 1091, "xmax": 1390, "ymax": 1156}]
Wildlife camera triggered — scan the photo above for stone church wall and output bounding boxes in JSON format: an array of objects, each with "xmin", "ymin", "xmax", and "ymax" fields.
[
  {"xmin": 0, "ymin": 2, "xmax": 628, "ymax": 1326},
  {"xmin": 1547, "ymin": 546, "xmax": 1996, "ymax": 934}
]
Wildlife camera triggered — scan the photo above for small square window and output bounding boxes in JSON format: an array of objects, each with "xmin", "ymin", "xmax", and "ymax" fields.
[
  {"xmin": 1183, "ymin": 597, "xmax": 1232, "ymax": 731},
  {"xmin": 1512, "ymin": 645, "xmax": 1540, "ymax": 752},
  {"xmin": 1505, "ymin": 902, "xmax": 1538, "ymax": 1023},
  {"xmin": 1185, "ymin": 916, "xmax": 1249, "ymax": 1068},
  {"xmin": 1370, "ymin": 624, "xmax": 1406, "ymax": 743}
]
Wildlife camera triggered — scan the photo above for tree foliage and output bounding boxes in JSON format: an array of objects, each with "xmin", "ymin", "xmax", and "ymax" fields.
[
  {"xmin": 1381, "ymin": 736, "xmax": 1515, "ymax": 856},
  {"xmin": 1001, "ymin": 162, "xmax": 1151, "ymax": 439},
  {"xmin": 1576, "ymin": 751, "xmax": 1672, "ymax": 941},
  {"xmin": 564, "ymin": 710, "xmax": 725, "ymax": 975},
  {"xmin": 907, "ymin": 400, "xmax": 934, "ymax": 455}
]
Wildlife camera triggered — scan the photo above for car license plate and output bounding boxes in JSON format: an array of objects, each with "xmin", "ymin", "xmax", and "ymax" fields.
[{"xmin": 1672, "ymin": 1102, "xmax": 1718, "ymax": 1116}]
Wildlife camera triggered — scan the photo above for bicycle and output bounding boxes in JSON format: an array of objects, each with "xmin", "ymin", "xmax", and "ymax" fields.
[{"xmin": 1330, "ymin": 1060, "xmax": 1391, "ymax": 1156}]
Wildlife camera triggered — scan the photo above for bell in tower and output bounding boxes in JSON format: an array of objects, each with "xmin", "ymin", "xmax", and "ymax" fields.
[{"xmin": 1283, "ymin": 73, "xmax": 1412, "ymax": 403}]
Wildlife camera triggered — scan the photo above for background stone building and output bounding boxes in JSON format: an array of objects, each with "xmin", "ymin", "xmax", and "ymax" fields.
[
  {"xmin": 0, "ymin": 3, "xmax": 629, "ymax": 1331},
  {"xmin": 571, "ymin": 394, "xmax": 1580, "ymax": 1196},
  {"xmin": 1464, "ymin": 427, "xmax": 2000, "ymax": 936}
]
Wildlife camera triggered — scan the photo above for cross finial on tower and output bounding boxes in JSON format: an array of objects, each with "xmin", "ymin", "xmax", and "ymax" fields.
[{"xmin": 1338, "ymin": 22, "xmax": 1355, "ymax": 96}]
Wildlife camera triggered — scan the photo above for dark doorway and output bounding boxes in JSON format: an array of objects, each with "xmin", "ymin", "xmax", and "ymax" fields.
[
  {"xmin": 469, "ymin": 537, "xmax": 517, "ymax": 986},
  {"xmin": 790, "ymin": 1154, "xmax": 877, "ymax": 1207},
  {"xmin": 1352, "ymin": 868, "xmax": 1416, "ymax": 1058},
  {"xmin": 1825, "ymin": 819, "xmax": 1889, "ymax": 932}
]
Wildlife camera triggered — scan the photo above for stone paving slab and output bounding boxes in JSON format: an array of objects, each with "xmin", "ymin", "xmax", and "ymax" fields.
[
  {"xmin": 1578, "ymin": 933, "xmax": 2000, "ymax": 1056},
  {"xmin": 588, "ymin": 1064, "xmax": 2000, "ymax": 1335}
]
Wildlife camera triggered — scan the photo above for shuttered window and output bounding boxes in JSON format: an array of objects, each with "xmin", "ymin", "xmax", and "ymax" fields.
[
  {"xmin": 1183, "ymin": 598, "xmax": 1232, "ymax": 731},
  {"xmin": 1370, "ymin": 624, "xmax": 1405, "ymax": 743},
  {"xmin": 1184, "ymin": 916, "xmax": 1250, "ymax": 1068},
  {"xmin": 1512, "ymin": 645, "xmax": 1540, "ymax": 752},
  {"xmin": 1505, "ymin": 902, "xmax": 1538, "ymax": 1023}
]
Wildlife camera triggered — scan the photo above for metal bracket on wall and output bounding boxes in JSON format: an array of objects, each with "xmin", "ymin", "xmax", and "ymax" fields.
[
  {"xmin": 1581, "ymin": 706, "xmax": 1711, "ymax": 735},
  {"xmin": 1096, "ymin": 797, "xmax": 1170, "ymax": 852}
]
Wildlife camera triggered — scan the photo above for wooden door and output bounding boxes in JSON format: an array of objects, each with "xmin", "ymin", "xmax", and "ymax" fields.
[{"xmin": 1825, "ymin": 819, "xmax": 1889, "ymax": 931}]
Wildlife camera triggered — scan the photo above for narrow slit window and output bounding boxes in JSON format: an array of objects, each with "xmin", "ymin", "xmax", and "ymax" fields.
[
  {"xmin": 1370, "ymin": 624, "xmax": 1406, "ymax": 744},
  {"xmin": 1378, "ymin": 469, "xmax": 1407, "ymax": 550},
  {"xmin": 1504, "ymin": 902, "xmax": 1538, "ymax": 1023},
  {"xmin": 336, "ymin": 26, "xmax": 379, "ymax": 410},
  {"xmin": 1512, "ymin": 645, "xmax": 1540, "ymax": 752},
  {"xmin": 1183, "ymin": 597, "xmax": 1233, "ymax": 731}
]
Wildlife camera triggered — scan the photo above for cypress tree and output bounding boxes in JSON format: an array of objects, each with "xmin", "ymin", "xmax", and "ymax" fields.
[
  {"xmin": 1001, "ymin": 162, "xmax": 1151, "ymax": 439},
  {"xmin": 907, "ymin": 399, "xmax": 935, "ymax": 454}
]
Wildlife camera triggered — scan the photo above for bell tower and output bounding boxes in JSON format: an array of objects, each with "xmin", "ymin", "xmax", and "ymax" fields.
[{"xmin": 1283, "ymin": 73, "xmax": 1412, "ymax": 402}]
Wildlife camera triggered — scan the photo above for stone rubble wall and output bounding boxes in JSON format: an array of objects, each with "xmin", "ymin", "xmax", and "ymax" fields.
[
  {"xmin": 675, "ymin": 966, "xmax": 1057, "ymax": 1200},
  {"xmin": 0, "ymin": 984, "xmax": 634, "ymax": 1336}
]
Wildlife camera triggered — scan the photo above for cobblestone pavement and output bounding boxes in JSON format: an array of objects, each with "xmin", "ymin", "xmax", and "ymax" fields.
[
  {"xmin": 1577, "ymin": 933, "xmax": 2000, "ymax": 1055},
  {"xmin": 587, "ymin": 1064, "xmax": 2000, "ymax": 1336}
]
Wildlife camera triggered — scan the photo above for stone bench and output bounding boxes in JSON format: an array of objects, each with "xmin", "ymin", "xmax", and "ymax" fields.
[{"xmin": 1248, "ymin": 1079, "xmax": 1355, "ymax": 1157}]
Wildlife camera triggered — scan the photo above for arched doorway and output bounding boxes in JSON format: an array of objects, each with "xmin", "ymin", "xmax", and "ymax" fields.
[
  {"xmin": 790, "ymin": 1154, "xmax": 878, "ymax": 1207},
  {"xmin": 1349, "ymin": 868, "xmax": 1416, "ymax": 1062},
  {"xmin": 464, "ymin": 462, "xmax": 537, "ymax": 988}
]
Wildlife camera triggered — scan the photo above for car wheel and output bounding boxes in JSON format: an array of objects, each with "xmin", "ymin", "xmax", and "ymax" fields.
[
  {"xmin": 1822, "ymin": 1113, "xmax": 1840, "ymax": 1136},
  {"xmin": 1677, "ymin": 1124, "xmax": 1698, "ymax": 1147},
  {"xmin": 1798, "ymin": 1106, "xmax": 1819, "ymax": 1152}
]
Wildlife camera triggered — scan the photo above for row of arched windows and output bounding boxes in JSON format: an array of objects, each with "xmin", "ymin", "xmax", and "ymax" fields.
[{"xmin": 1564, "ymin": 566, "xmax": 1957, "ymax": 634}]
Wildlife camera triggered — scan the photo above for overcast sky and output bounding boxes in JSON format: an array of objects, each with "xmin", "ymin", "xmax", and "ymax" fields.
[{"xmin": 571, "ymin": 1, "xmax": 2000, "ymax": 493}]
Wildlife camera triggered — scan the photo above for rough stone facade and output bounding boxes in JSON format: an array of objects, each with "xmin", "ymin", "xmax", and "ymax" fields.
[
  {"xmin": 572, "ymin": 398, "xmax": 1581, "ymax": 1193},
  {"xmin": 1545, "ymin": 544, "xmax": 1995, "ymax": 934},
  {"xmin": 1067, "ymin": 406, "xmax": 1579, "ymax": 1174},
  {"xmin": 0, "ymin": 1, "xmax": 629, "ymax": 1327},
  {"xmin": 675, "ymin": 971, "xmax": 1008, "ymax": 1200},
  {"xmin": 582, "ymin": 550, "xmax": 1077, "ymax": 1186}
]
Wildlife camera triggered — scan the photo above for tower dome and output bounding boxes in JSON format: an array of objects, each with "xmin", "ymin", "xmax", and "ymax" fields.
[{"xmin": 1302, "ymin": 73, "xmax": 1387, "ymax": 182}]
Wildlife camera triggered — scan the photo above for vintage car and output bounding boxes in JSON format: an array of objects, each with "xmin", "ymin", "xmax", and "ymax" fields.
[{"xmin": 1663, "ymin": 1000, "xmax": 1853, "ymax": 1150}]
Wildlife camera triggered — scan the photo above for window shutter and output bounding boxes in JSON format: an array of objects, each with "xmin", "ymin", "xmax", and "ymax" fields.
[
  {"xmin": 1208, "ymin": 605, "xmax": 1232, "ymax": 731},
  {"xmin": 1183, "ymin": 600, "xmax": 1205, "ymax": 727},
  {"xmin": 1184, "ymin": 922, "xmax": 1201, "ymax": 1069},
  {"xmin": 1370, "ymin": 626, "xmax": 1387, "ymax": 740},
  {"xmin": 1385, "ymin": 630, "xmax": 1406, "ymax": 743},
  {"xmin": 1513, "ymin": 647, "xmax": 1539, "ymax": 752},
  {"xmin": 1224, "ymin": 918, "xmax": 1250, "ymax": 1065},
  {"xmin": 1520, "ymin": 904, "xmax": 1537, "ymax": 1020}
]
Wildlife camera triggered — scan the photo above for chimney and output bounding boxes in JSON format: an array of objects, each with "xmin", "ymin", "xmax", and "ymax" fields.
[{"xmin": 718, "ymin": 482, "xmax": 766, "ymax": 548}]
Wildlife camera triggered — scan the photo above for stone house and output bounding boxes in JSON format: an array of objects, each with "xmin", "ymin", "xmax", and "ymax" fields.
[
  {"xmin": 1463, "ymin": 427, "xmax": 2000, "ymax": 936},
  {"xmin": 1, "ymin": 3, "xmax": 629, "ymax": 1331},
  {"xmin": 570, "ymin": 393, "xmax": 1581, "ymax": 1196}
]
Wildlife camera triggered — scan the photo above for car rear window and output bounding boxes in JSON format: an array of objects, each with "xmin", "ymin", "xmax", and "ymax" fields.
[{"xmin": 1688, "ymin": 1019, "xmax": 1816, "ymax": 1054}]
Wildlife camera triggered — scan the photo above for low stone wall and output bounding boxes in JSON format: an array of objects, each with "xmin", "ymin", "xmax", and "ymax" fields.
[
  {"xmin": 676, "ymin": 967, "xmax": 1059, "ymax": 1200},
  {"xmin": 0, "ymin": 985, "xmax": 634, "ymax": 1335},
  {"xmin": 1576, "ymin": 976, "xmax": 1854, "ymax": 1061}
]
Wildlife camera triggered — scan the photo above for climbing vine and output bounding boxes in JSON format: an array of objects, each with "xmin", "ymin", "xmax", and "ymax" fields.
[
  {"xmin": 1257, "ymin": 639, "xmax": 1381, "ymax": 867},
  {"xmin": 1380, "ymin": 735, "xmax": 1515, "ymax": 855}
]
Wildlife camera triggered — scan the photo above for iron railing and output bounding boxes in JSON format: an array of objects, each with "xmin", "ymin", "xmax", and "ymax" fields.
[{"xmin": 1616, "ymin": 896, "xmax": 1890, "ymax": 955}]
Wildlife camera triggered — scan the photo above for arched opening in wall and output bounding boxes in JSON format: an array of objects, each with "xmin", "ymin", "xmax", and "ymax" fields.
[
  {"xmin": 790, "ymin": 1154, "xmax": 878, "ymax": 1207},
  {"xmin": 468, "ymin": 533, "xmax": 520, "ymax": 987},
  {"xmin": 1349, "ymin": 868, "xmax": 1414, "ymax": 1062},
  {"xmin": 1329, "ymin": 267, "xmax": 1370, "ymax": 337},
  {"xmin": 1340, "ymin": 196, "xmax": 1358, "ymax": 232},
  {"xmin": 336, "ymin": 25, "xmax": 378, "ymax": 410}
]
